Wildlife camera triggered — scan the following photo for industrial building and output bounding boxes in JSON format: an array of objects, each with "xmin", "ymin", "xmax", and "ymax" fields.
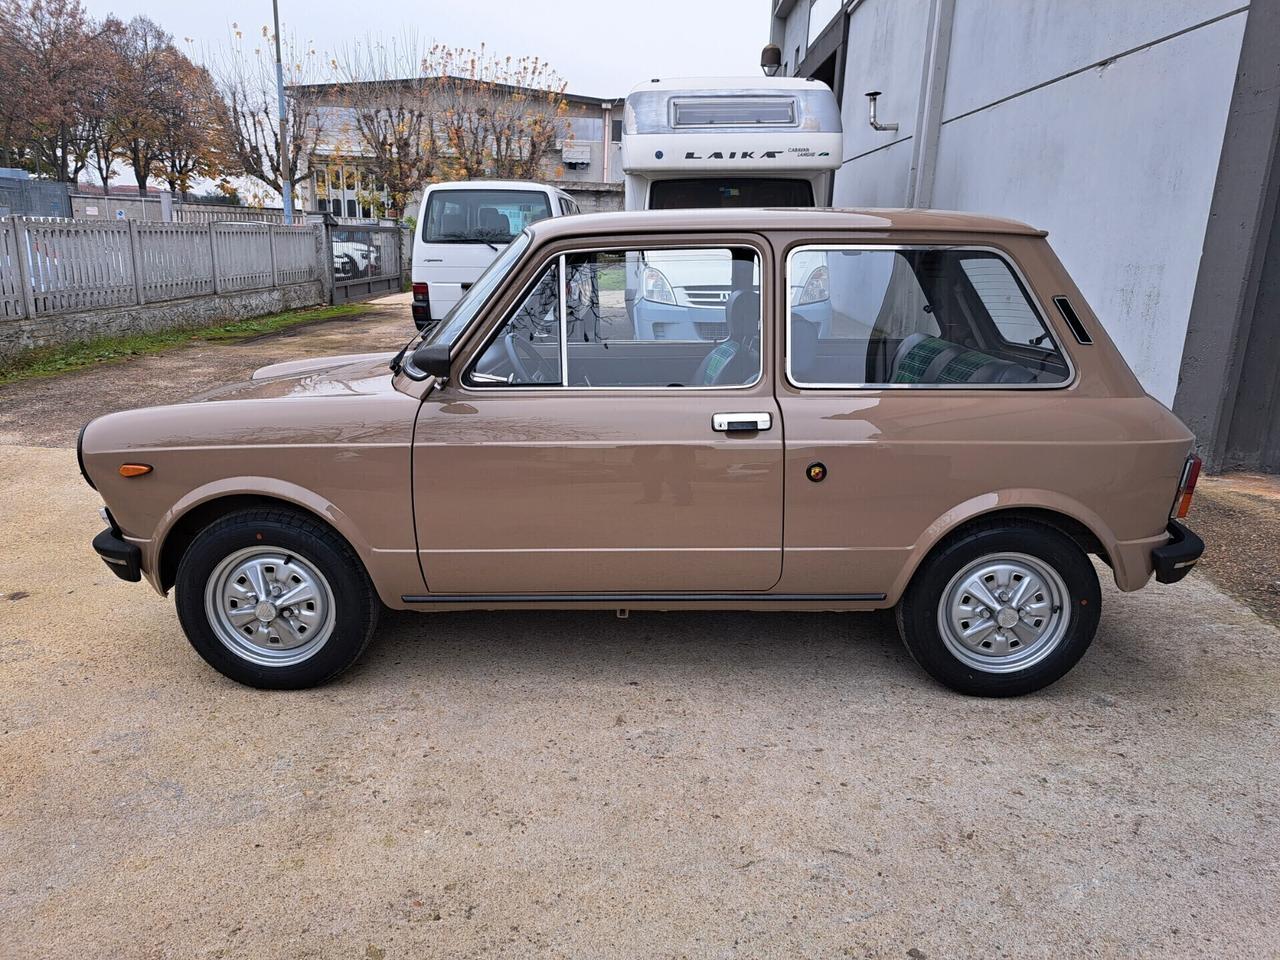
[{"xmin": 769, "ymin": 0, "xmax": 1280, "ymax": 471}]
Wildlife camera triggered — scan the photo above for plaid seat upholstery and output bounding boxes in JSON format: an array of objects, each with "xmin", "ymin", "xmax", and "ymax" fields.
[
  {"xmin": 699, "ymin": 341, "xmax": 740, "ymax": 384},
  {"xmin": 891, "ymin": 336, "xmax": 950, "ymax": 383},
  {"xmin": 891, "ymin": 335, "xmax": 1009, "ymax": 385}
]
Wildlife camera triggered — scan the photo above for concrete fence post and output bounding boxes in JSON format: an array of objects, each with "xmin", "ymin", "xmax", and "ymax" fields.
[
  {"xmin": 10, "ymin": 215, "xmax": 38, "ymax": 319},
  {"xmin": 208, "ymin": 222, "xmax": 221, "ymax": 295},
  {"xmin": 318, "ymin": 222, "xmax": 336, "ymax": 305},
  {"xmin": 127, "ymin": 220, "xmax": 145, "ymax": 306},
  {"xmin": 268, "ymin": 225, "xmax": 279, "ymax": 288}
]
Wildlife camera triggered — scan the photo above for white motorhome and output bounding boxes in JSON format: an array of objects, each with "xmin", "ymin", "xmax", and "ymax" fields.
[
  {"xmin": 621, "ymin": 77, "xmax": 842, "ymax": 339},
  {"xmin": 412, "ymin": 180, "xmax": 579, "ymax": 330}
]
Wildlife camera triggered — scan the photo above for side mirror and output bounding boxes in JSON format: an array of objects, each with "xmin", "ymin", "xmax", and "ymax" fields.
[{"xmin": 410, "ymin": 341, "xmax": 452, "ymax": 380}]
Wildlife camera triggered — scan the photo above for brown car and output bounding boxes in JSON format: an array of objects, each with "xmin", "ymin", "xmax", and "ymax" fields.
[{"xmin": 80, "ymin": 209, "xmax": 1204, "ymax": 695}]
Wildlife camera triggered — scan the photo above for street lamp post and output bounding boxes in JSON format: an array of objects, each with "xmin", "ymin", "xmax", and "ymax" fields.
[{"xmin": 272, "ymin": 0, "xmax": 294, "ymax": 224}]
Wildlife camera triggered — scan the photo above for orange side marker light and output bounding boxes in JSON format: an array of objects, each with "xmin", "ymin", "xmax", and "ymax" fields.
[{"xmin": 119, "ymin": 463, "xmax": 153, "ymax": 478}]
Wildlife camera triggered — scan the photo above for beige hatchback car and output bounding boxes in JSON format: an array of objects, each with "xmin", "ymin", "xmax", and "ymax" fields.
[{"xmin": 80, "ymin": 209, "xmax": 1204, "ymax": 696}]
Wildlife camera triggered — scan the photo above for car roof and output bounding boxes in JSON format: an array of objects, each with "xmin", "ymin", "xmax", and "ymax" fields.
[{"xmin": 529, "ymin": 207, "xmax": 1047, "ymax": 239}]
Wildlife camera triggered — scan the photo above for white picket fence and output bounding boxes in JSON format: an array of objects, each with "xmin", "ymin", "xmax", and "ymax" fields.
[{"xmin": 0, "ymin": 216, "xmax": 326, "ymax": 320}]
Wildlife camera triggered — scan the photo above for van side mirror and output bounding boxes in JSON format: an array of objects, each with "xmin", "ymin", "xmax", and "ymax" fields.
[{"xmin": 410, "ymin": 341, "xmax": 452, "ymax": 380}]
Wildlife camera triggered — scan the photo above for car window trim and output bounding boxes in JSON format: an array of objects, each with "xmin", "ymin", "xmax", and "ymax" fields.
[
  {"xmin": 458, "ymin": 236, "xmax": 771, "ymax": 394},
  {"xmin": 782, "ymin": 242, "xmax": 1077, "ymax": 391}
]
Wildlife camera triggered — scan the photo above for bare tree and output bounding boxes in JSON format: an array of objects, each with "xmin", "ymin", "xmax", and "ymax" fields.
[
  {"xmin": 79, "ymin": 16, "xmax": 129, "ymax": 193},
  {"xmin": 154, "ymin": 58, "xmax": 228, "ymax": 198},
  {"xmin": 112, "ymin": 16, "xmax": 183, "ymax": 195},
  {"xmin": 429, "ymin": 44, "xmax": 571, "ymax": 182},
  {"xmin": 328, "ymin": 35, "xmax": 443, "ymax": 217},
  {"xmin": 207, "ymin": 24, "xmax": 331, "ymax": 198},
  {"xmin": 322, "ymin": 39, "xmax": 572, "ymax": 216},
  {"xmin": 0, "ymin": 0, "xmax": 107, "ymax": 180}
]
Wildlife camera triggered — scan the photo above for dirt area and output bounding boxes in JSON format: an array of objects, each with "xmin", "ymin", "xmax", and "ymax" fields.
[
  {"xmin": 1, "ymin": 298, "xmax": 1278, "ymax": 958},
  {"xmin": 1194, "ymin": 473, "xmax": 1280, "ymax": 626},
  {"xmin": 0, "ymin": 293, "xmax": 416, "ymax": 448}
]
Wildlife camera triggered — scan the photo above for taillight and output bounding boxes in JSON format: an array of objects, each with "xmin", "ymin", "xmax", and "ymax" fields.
[
  {"xmin": 1172, "ymin": 454, "xmax": 1201, "ymax": 519},
  {"xmin": 412, "ymin": 282, "xmax": 429, "ymax": 301}
]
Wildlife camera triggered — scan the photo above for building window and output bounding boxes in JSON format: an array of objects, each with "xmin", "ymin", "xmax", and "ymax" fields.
[
  {"xmin": 311, "ymin": 163, "xmax": 389, "ymax": 220},
  {"xmin": 808, "ymin": 0, "xmax": 843, "ymax": 42}
]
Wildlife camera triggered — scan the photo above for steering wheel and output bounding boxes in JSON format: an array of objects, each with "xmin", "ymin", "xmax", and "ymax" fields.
[{"xmin": 503, "ymin": 332, "xmax": 559, "ymax": 384}]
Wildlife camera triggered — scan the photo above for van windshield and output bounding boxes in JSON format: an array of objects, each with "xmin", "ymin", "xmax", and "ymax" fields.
[
  {"xmin": 648, "ymin": 178, "xmax": 814, "ymax": 209},
  {"xmin": 423, "ymin": 189, "xmax": 554, "ymax": 244},
  {"xmin": 422, "ymin": 231, "xmax": 532, "ymax": 348}
]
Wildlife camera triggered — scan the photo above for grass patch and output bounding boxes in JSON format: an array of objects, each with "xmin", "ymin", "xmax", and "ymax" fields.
[
  {"xmin": 0, "ymin": 303, "xmax": 368, "ymax": 387},
  {"xmin": 597, "ymin": 270, "xmax": 626, "ymax": 291}
]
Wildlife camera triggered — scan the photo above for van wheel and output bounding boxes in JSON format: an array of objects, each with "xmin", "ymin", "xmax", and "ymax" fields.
[
  {"xmin": 895, "ymin": 521, "xmax": 1100, "ymax": 696},
  {"xmin": 174, "ymin": 508, "xmax": 379, "ymax": 689}
]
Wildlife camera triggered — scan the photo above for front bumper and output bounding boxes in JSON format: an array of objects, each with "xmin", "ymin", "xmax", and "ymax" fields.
[
  {"xmin": 93, "ymin": 524, "xmax": 141, "ymax": 582},
  {"xmin": 1152, "ymin": 520, "xmax": 1204, "ymax": 584}
]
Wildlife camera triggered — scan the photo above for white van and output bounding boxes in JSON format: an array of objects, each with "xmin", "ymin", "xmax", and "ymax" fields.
[{"xmin": 411, "ymin": 180, "xmax": 579, "ymax": 329}]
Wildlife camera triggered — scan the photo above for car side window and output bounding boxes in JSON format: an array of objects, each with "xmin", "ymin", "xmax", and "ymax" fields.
[
  {"xmin": 466, "ymin": 261, "xmax": 562, "ymax": 386},
  {"xmin": 787, "ymin": 247, "xmax": 1069, "ymax": 387},
  {"xmin": 466, "ymin": 246, "xmax": 762, "ymax": 389}
]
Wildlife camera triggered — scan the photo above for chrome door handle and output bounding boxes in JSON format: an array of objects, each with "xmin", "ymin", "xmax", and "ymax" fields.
[{"xmin": 712, "ymin": 412, "xmax": 772, "ymax": 433}]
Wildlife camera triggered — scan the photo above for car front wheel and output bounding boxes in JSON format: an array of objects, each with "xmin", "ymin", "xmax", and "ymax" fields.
[
  {"xmin": 896, "ymin": 521, "xmax": 1101, "ymax": 696},
  {"xmin": 174, "ymin": 508, "xmax": 379, "ymax": 689}
]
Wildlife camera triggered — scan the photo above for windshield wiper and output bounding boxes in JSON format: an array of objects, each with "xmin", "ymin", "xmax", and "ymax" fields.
[{"xmin": 428, "ymin": 232, "xmax": 513, "ymax": 251}]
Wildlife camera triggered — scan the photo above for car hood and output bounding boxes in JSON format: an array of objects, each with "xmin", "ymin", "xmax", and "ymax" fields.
[{"xmin": 187, "ymin": 352, "xmax": 400, "ymax": 402}]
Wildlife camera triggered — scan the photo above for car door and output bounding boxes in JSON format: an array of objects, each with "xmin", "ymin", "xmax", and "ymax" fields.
[{"xmin": 411, "ymin": 237, "xmax": 783, "ymax": 595}]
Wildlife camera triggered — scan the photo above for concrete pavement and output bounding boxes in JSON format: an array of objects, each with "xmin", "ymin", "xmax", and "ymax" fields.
[{"xmin": 1, "ymin": 293, "xmax": 1277, "ymax": 959}]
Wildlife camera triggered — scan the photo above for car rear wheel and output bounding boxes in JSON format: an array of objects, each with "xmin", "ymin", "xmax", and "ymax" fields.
[
  {"xmin": 174, "ymin": 508, "xmax": 379, "ymax": 689},
  {"xmin": 896, "ymin": 521, "xmax": 1100, "ymax": 696}
]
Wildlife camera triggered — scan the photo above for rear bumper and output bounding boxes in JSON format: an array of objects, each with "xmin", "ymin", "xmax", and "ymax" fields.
[
  {"xmin": 93, "ymin": 526, "xmax": 142, "ymax": 582},
  {"xmin": 1152, "ymin": 520, "xmax": 1204, "ymax": 584}
]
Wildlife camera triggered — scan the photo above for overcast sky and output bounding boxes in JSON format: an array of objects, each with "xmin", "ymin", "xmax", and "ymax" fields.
[{"xmin": 79, "ymin": 0, "xmax": 769, "ymax": 96}]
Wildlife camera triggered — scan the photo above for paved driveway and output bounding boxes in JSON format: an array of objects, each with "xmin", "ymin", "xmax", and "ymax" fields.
[{"xmin": 1, "ymin": 296, "xmax": 1277, "ymax": 958}]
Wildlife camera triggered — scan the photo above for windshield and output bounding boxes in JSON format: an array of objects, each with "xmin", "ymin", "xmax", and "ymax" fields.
[
  {"xmin": 648, "ymin": 177, "xmax": 814, "ymax": 209},
  {"xmin": 422, "ymin": 189, "xmax": 553, "ymax": 244},
  {"xmin": 423, "ymin": 231, "xmax": 532, "ymax": 348}
]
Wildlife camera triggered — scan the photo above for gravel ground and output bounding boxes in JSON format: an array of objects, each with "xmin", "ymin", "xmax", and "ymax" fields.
[
  {"xmin": 1, "ymin": 297, "xmax": 1278, "ymax": 958},
  {"xmin": 0, "ymin": 295, "xmax": 416, "ymax": 448},
  {"xmin": 1193, "ymin": 473, "xmax": 1280, "ymax": 626}
]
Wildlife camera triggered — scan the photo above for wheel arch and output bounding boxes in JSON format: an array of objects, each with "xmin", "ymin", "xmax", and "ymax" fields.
[
  {"xmin": 154, "ymin": 481, "xmax": 370, "ymax": 595},
  {"xmin": 886, "ymin": 492, "xmax": 1118, "ymax": 606}
]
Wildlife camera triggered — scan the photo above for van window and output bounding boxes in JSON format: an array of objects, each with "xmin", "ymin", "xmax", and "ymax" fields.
[
  {"xmin": 423, "ymin": 189, "xmax": 553, "ymax": 244},
  {"xmin": 648, "ymin": 178, "xmax": 813, "ymax": 209},
  {"xmin": 787, "ymin": 247, "xmax": 1070, "ymax": 387}
]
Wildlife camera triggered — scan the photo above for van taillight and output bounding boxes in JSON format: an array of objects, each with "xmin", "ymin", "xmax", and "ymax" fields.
[
  {"xmin": 1173, "ymin": 454, "xmax": 1202, "ymax": 519},
  {"xmin": 412, "ymin": 283, "xmax": 429, "ymax": 301}
]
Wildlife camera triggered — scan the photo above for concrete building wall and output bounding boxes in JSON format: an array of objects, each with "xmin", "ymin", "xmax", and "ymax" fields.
[
  {"xmin": 830, "ymin": 0, "xmax": 1249, "ymax": 406},
  {"xmin": 777, "ymin": 2, "xmax": 810, "ymax": 76},
  {"xmin": 830, "ymin": 0, "xmax": 932, "ymax": 209}
]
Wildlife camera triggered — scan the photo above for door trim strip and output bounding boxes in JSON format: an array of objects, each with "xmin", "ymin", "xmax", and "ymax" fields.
[{"xmin": 401, "ymin": 591, "xmax": 887, "ymax": 603}]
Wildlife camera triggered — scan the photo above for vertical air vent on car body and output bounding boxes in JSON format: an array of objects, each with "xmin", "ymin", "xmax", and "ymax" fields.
[{"xmin": 1053, "ymin": 296, "xmax": 1093, "ymax": 345}]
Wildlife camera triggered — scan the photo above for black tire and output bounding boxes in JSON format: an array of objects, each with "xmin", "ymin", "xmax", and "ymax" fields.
[
  {"xmin": 895, "ymin": 520, "xmax": 1101, "ymax": 697},
  {"xmin": 174, "ymin": 508, "xmax": 379, "ymax": 689}
]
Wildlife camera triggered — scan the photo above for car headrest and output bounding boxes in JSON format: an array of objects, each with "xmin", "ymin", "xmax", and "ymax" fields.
[
  {"xmin": 479, "ymin": 208, "xmax": 510, "ymax": 234},
  {"xmin": 789, "ymin": 316, "xmax": 819, "ymax": 381},
  {"xmin": 724, "ymin": 290, "xmax": 760, "ymax": 343}
]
